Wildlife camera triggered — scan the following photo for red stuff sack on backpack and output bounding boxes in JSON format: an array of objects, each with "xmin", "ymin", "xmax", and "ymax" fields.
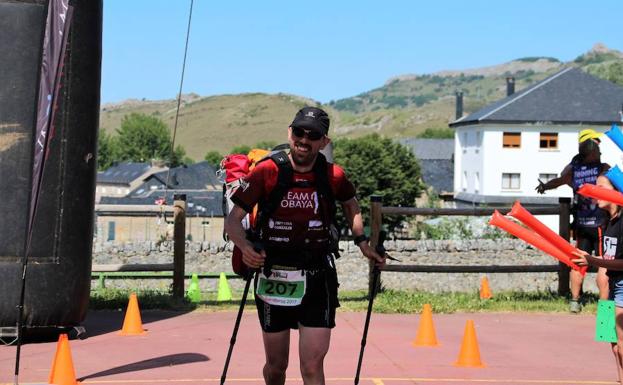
[{"xmin": 219, "ymin": 150, "xmax": 270, "ymax": 277}]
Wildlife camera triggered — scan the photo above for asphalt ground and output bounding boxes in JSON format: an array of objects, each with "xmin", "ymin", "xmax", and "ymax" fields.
[{"xmin": 0, "ymin": 309, "xmax": 618, "ymax": 385}]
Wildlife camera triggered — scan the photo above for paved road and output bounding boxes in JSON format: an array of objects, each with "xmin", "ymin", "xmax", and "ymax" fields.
[{"xmin": 0, "ymin": 309, "xmax": 618, "ymax": 385}]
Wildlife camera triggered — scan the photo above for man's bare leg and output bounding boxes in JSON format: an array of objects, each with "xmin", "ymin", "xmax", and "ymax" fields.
[
  {"xmin": 298, "ymin": 325, "xmax": 331, "ymax": 385},
  {"xmin": 262, "ymin": 329, "xmax": 290, "ymax": 385}
]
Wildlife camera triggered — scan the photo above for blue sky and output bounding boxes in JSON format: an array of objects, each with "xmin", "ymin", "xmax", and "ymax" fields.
[{"xmin": 102, "ymin": 0, "xmax": 622, "ymax": 104}]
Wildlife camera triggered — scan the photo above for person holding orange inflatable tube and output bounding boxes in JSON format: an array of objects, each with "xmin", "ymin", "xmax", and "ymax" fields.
[
  {"xmin": 573, "ymin": 175, "xmax": 623, "ymax": 384},
  {"xmin": 536, "ymin": 129, "xmax": 610, "ymax": 313}
]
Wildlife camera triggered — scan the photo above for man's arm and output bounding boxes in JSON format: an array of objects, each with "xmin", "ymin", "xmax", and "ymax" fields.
[
  {"xmin": 224, "ymin": 205, "xmax": 266, "ymax": 269},
  {"xmin": 341, "ymin": 197, "xmax": 385, "ymax": 266},
  {"xmin": 536, "ymin": 164, "xmax": 572, "ymax": 194}
]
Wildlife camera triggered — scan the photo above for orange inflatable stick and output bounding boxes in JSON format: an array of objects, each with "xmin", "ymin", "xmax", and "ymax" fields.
[
  {"xmin": 577, "ymin": 183, "xmax": 623, "ymax": 206},
  {"xmin": 489, "ymin": 210, "xmax": 586, "ymax": 275},
  {"xmin": 509, "ymin": 201, "xmax": 580, "ymax": 256}
]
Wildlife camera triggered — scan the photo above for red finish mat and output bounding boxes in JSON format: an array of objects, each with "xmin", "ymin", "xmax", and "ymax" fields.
[{"xmin": 0, "ymin": 310, "xmax": 618, "ymax": 385}]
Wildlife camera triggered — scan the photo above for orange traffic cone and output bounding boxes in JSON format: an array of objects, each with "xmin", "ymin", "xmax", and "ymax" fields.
[
  {"xmin": 48, "ymin": 333, "xmax": 78, "ymax": 385},
  {"xmin": 480, "ymin": 276, "xmax": 492, "ymax": 299},
  {"xmin": 454, "ymin": 320, "xmax": 485, "ymax": 367},
  {"xmin": 119, "ymin": 293, "xmax": 146, "ymax": 335},
  {"xmin": 412, "ymin": 303, "xmax": 439, "ymax": 347}
]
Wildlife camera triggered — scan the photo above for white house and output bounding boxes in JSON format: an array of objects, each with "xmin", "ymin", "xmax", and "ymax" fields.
[{"xmin": 450, "ymin": 67, "xmax": 623, "ymax": 229}]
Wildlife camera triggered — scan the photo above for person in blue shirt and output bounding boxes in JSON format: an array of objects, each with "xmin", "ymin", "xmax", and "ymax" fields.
[{"xmin": 536, "ymin": 129, "xmax": 610, "ymax": 313}]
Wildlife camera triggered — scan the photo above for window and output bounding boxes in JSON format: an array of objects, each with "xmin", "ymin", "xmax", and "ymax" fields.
[
  {"xmin": 539, "ymin": 173, "xmax": 557, "ymax": 183},
  {"xmin": 107, "ymin": 221, "xmax": 116, "ymax": 241},
  {"xmin": 463, "ymin": 132, "xmax": 468, "ymax": 153},
  {"xmin": 503, "ymin": 132, "xmax": 521, "ymax": 148},
  {"xmin": 475, "ymin": 131, "xmax": 481, "ymax": 153},
  {"xmin": 462, "ymin": 171, "xmax": 468, "ymax": 191},
  {"xmin": 539, "ymin": 132, "xmax": 558, "ymax": 149},
  {"xmin": 474, "ymin": 172, "xmax": 480, "ymax": 193},
  {"xmin": 502, "ymin": 173, "xmax": 520, "ymax": 189}
]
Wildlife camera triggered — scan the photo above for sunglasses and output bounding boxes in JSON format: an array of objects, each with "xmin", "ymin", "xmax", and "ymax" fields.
[{"xmin": 292, "ymin": 126, "xmax": 324, "ymax": 141}]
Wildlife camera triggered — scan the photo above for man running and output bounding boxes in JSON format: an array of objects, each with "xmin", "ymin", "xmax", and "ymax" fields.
[{"xmin": 225, "ymin": 106, "xmax": 385, "ymax": 385}]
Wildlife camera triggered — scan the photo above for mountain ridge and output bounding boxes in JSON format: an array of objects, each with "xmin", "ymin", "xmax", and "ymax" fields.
[{"xmin": 99, "ymin": 43, "xmax": 623, "ymax": 159}]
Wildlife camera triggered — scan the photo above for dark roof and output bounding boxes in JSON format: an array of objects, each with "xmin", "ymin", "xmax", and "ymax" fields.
[
  {"xmin": 450, "ymin": 67, "xmax": 623, "ymax": 127},
  {"xmin": 146, "ymin": 161, "xmax": 221, "ymax": 190},
  {"xmin": 99, "ymin": 161, "xmax": 224, "ymax": 216},
  {"xmin": 400, "ymin": 138, "xmax": 454, "ymax": 160},
  {"xmin": 420, "ymin": 159, "xmax": 454, "ymax": 194},
  {"xmin": 100, "ymin": 190, "xmax": 223, "ymax": 217},
  {"xmin": 97, "ymin": 162, "xmax": 151, "ymax": 185}
]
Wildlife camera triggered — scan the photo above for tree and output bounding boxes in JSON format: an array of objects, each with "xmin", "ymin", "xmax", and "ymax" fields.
[
  {"xmin": 230, "ymin": 145, "xmax": 251, "ymax": 155},
  {"xmin": 171, "ymin": 145, "xmax": 194, "ymax": 166},
  {"xmin": 417, "ymin": 127, "xmax": 455, "ymax": 139},
  {"xmin": 114, "ymin": 113, "xmax": 187, "ymax": 167},
  {"xmin": 97, "ymin": 131, "xmax": 118, "ymax": 171},
  {"xmin": 586, "ymin": 61, "xmax": 623, "ymax": 87},
  {"xmin": 254, "ymin": 140, "xmax": 278, "ymax": 150},
  {"xmin": 604, "ymin": 62, "xmax": 623, "ymax": 87},
  {"xmin": 204, "ymin": 150, "xmax": 223, "ymax": 166},
  {"xmin": 333, "ymin": 134, "xmax": 425, "ymax": 233}
]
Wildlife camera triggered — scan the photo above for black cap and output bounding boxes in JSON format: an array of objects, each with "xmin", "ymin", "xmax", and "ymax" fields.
[{"xmin": 290, "ymin": 107, "xmax": 330, "ymax": 134}]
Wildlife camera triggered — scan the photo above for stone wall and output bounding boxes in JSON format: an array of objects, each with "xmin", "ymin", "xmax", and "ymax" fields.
[{"xmin": 92, "ymin": 239, "xmax": 599, "ymax": 294}]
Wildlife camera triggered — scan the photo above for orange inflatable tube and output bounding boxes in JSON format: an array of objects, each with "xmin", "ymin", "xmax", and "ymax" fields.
[
  {"xmin": 489, "ymin": 210, "xmax": 585, "ymax": 275},
  {"xmin": 577, "ymin": 183, "xmax": 623, "ymax": 206},
  {"xmin": 509, "ymin": 201, "xmax": 579, "ymax": 256}
]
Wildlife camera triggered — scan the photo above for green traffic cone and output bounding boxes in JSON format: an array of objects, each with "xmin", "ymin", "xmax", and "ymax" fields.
[
  {"xmin": 596, "ymin": 299, "xmax": 617, "ymax": 343},
  {"xmin": 248, "ymin": 284, "xmax": 255, "ymax": 301},
  {"xmin": 217, "ymin": 272, "xmax": 233, "ymax": 301},
  {"xmin": 186, "ymin": 273, "xmax": 201, "ymax": 303}
]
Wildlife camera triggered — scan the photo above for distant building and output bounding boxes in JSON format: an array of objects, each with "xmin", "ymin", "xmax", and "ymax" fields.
[
  {"xmin": 450, "ymin": 67, "xmax": 623, "ymax": 229},
  {"xmin": 95, "ymin": 161, "xmax": 224, "ymax": 243},
  {"xmin": 95, "ymin": 161, "xmax": 166, "ymax": 203},
  {"xmin": 400, "ymin": 138, "xmax": 454, "ymax": 198}
]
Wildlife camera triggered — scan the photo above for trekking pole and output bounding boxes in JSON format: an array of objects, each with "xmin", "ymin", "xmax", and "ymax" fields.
[
  {"xmin": 354, "ymin": 264, "xmax": 380, "ymax": 385},
  {"xmin": 354, "ymin": 231, "xmax": 394, "ymax": 385},
  {"xmin": 221, "ymin": 238, "xmax": 263, "ymax": 385},
  {"xmin": 220, "ymin": 270, "xmax": 253, "ymax": 385}
]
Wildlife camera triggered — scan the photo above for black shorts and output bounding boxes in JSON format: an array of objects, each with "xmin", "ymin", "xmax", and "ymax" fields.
[
  {"xmin": 575, "ymin": 226, "xmax": 603, "ymax": 256},
  {"xmin": 254, "ymin": 268, "xmax": 340, "ymax": 333}
]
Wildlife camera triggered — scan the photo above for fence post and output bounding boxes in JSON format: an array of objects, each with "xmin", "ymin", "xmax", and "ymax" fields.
[
  {"xmin": 173, "ymin": 194, "xmax": 187, "ymax": 299},
  {"xmin": 369, "ymin": 195, "xmax": 383, "ymax": 298},
  {"xmin": 558, "ymin": 197, "xmax": 571, "ymax": 297}
]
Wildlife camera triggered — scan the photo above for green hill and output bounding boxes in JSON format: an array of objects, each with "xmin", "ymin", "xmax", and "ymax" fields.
[
  {"xmin": 99, "ymin": 44, "xmax": 623, "ymax": 161},
  {"xmin": 100, "ymin": 93, "xmax": 336, "ymax": 159}
]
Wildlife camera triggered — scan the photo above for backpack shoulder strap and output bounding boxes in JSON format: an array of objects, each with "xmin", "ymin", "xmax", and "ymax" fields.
[
  {"xmin": 312, "ymin": 153, "xmax": 336, "ymax": 213},
  {"xmin": 255, "ymin": 151, "xmax": 293, "ymax": 229}
]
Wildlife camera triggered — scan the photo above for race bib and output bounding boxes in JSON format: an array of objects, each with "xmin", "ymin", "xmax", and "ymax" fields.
[{"xmin": 256, "ymin": 269, "xmax": 306, "ymax": 306}]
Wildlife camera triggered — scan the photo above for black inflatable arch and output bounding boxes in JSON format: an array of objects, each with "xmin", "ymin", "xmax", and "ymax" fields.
[{"xmin": 0, "ymin": 0, "xmax": 102, "ymax": 329}]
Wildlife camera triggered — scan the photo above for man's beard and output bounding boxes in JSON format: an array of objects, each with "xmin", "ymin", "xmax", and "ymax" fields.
[{"xmin": 290, "ymin": 143, "xmax": 316, "ymax": 167}]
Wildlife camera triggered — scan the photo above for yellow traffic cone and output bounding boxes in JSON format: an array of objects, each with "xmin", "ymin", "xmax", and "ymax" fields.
[
  {"xmin": 217, "ymin": 272, "xmax": 233, "ymax": 301},
  {"xmin": 187, "ymin": 273, "xmax": 201, "ymax": 303}
]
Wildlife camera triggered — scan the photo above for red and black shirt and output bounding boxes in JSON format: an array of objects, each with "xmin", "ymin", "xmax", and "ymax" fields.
[{"xmin": 231, "ymin": 158, "xmax": 355, "ymax": 254}]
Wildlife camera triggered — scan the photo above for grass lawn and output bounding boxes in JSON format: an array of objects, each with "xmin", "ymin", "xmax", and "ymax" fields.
[{"xmin": 90, "ymin": 288, "xmax": 600, "ymax": 314}]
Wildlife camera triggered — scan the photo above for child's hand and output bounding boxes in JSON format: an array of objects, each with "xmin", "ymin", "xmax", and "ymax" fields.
[{"xmin": 571, "ymin": 250, "xmax": 589, "ymax": 266}]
